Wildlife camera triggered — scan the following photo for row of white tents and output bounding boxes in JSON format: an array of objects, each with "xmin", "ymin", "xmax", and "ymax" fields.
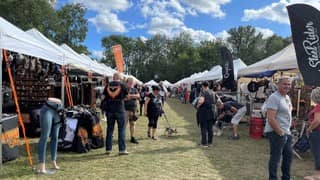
[
  {"xmin": 0, "ymin": 16, "xmax": 142, "ymax": 84},
  {"xmin": 144, "ymin": 80, "xmax": 174, "ymax": 88},
  {"xmin": 174, "ymin": 59, "xmax": 248, "ymax": 86},
  {"xmin": 174, "ymin": 43, "xmax": 298, "ymax": 86}
]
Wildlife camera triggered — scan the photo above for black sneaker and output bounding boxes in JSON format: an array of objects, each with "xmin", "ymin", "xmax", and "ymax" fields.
[
  {"xmin": 131, "ymin": 137, "xmax": 139, "ymax": 144},
  {"xmin": 105, "ymin": 151, "xmax": 111, "ymax": 155},
  {"xmin": 228, "ymin": 135, "xmax": 240, "ymax": 140},
  {"xmin": 151, "ymin": 137, "xmax": 158, "ymax": 141}
]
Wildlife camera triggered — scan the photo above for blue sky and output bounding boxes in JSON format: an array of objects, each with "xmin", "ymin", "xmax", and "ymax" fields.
[{"xmin": 55, "ymin": 0, "xmax": 317, "ymax": 59}]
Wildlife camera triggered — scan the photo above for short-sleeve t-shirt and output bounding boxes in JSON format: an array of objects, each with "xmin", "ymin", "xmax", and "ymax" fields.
[
  {"xmin": 104, "ymin": 81, "xmax": 128, "ymax": 113},
  {"xmin": 308, "ymin": 104, "xmax": 320, "ymax": 131},
  {"xmin": 222, "ymin": 101, "xmax": 244, "ymax": 112},
  {"xmin": 264, "ymin": 91, "xmax": 292, "ymax": 134},
  {"xmin": 147, "ymin": 93, "xmax": 162, "ymax": 117},
  {"xmin": 124, "ymin": 87, "xmax": 139, "ymax": 111}
]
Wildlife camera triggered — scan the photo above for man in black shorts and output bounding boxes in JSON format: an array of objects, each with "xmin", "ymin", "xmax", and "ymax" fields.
[{"xmin": 124, "ymin": 78, "xmax": 140, "ymax": 144}]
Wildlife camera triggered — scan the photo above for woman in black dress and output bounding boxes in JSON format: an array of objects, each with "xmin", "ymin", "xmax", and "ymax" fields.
[{"xmin": 144, "ymin": 86, "xmax": 162, "ymax": 140}]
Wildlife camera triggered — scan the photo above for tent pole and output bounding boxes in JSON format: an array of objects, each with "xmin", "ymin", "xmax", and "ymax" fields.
[
  {"xmin": 0, "ymin": 48, "xmax": 3, "ymax": 169},
  {"xmin": 296, "ymin": 88, "xmax": 301, "ymax": 120},
  {"xmin": 61, "ymin": 65, "xmax": 65, "ymax": 108}
]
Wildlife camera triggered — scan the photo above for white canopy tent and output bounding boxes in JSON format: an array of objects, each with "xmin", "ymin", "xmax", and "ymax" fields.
[
  {"xmin": 145, "ymin": 80, "xmax": 159, "ymax": 86},
  {"xmin": 191, "ymin": 65, "xmax": 222, "ymax": 82},
  {"xmin": 26, "ymin": 28, "xmax": 88, "ymax": 71},
  {"xmin": 0, "ymin": 17, "xmax": 69, "ymax": 168},
  {"xmin": 123, "ymin": 74, "xmax": 143, "ymax": 85},
  {"xmin": 163, "ymin": 80, "xmax": 174, "ymax": 87},
  {"xmin": 174, "ymin": 59, "xmax": 247, "ymax": 86},
  {"xmin": 60, "ymin": 43, "xmax": 97, "ymax": 73},
  {"xmin": 233, "ymin": 58, "xmax": 247, "ymax": 79},
  {"xmin": 80, "ymin": 54, "xmax": 114, "ymax": 77},
  {"xmin": 238, "ymin": 44, "xmax": 298, "ymax": 77},
  {"xmin": 183, "ymin": 71, "xmax": 209, "ymax": 84}
]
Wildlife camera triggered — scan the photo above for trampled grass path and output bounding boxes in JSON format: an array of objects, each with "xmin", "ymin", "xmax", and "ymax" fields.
[{"xmin": 0, "ymin": 99, "xmax": 313, "ymax": 179}]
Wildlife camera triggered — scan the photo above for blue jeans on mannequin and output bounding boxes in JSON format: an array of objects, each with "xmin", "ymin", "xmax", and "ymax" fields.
[
  {"xmin": 106, "ymin": 112, "xmax": 126, "ymax": 152},
  {"xmin": 38, "ymin": 106, "xmax": 61, "ymax": 164}
]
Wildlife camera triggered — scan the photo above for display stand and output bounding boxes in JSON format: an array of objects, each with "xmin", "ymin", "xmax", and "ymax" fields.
[
  {"xmin": 0, "ymin": 48, "xmax": 3, "ymax": 169},
  {"xmin": 3, "ymin": 50, "xmax": 33, "ymax": 166}
]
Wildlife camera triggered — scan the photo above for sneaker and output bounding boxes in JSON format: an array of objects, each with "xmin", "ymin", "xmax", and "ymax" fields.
[
  {"xmin": 119, "ymin": 151, "xmax": 129, "ymax": 156},
  {"xmin": 130, "ymin": 137, "xmax": 139, "ymax": 144},
  {"xmin": 151, "ymin": 137, "xmax": 158, "ymax": 141},
  {"xmin": 105, "ymin": 151, "xmax": 111, "ymax": 155},
  {"xmin": 198, "ymin": 144, "xmax": 209, "ymax": 148},
  {"xmin": 228, "ymin": 135, "xmax": 240, "ymax": 140},
  {"xmin": 36, "ymin": 169, "xmax": 56, "ymax": 175}
]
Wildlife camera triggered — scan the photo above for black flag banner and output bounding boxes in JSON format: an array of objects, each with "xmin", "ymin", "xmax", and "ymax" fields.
[
  {"xmin": 221, "ymin": 47, "xmax": 236, "ymax": 91},
  {"xmin": 287, "ymin": 4, "xmax": 320, "ymax": 86}
]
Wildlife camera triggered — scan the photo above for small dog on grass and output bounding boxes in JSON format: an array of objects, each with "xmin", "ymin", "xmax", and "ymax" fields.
[{"xmin": 164, "ymin": 127, "xmax": 178, "ymax": 137}]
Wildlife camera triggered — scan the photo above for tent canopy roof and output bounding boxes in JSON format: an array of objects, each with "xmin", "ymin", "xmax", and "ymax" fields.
[
  {"xmin": 238, "ymin": 44, "xmax": 298, "ymax": 77},
  {"xmin": 145, "ymin": 80, "xmax": 158, "ymax": 86},
  {"xmin": 0, "ymin": 17, "xmax": 63, "ymax": 64}
]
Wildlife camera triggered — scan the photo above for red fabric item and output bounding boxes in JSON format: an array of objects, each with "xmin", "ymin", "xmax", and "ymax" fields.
[{"xmin": 308, "ymin": 104, "xmax": 320, "ymax": 131}]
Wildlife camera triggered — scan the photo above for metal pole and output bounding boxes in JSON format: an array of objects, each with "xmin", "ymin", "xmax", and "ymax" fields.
[
  {"xmin": 61, "ymin": 65, "xmax": 65, "ymax": 108},
  {"xmin": 296, "ymin": 88, "xmax": 301, "ymax": 120},
  {"xmin": 0, "ymin": 48, "xmax": 3, "ymax": 169}
]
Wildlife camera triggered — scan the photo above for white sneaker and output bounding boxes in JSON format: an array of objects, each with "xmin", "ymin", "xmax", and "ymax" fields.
[{"xmin": 119, "ymin": 151, "xmax": 129, "ymax": 156}]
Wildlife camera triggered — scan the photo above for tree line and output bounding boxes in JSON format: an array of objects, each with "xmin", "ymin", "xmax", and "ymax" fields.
[
  {"xmin": 101, "ymin": 27, "xmax": 291, "ymax": 82},
  {"xmin": 0, "ymin": 0, "xmax": 89, "ymax": 54},
  {"xmin": 0, "ymin": 1, "xmax": 291, "ymax": 83}
]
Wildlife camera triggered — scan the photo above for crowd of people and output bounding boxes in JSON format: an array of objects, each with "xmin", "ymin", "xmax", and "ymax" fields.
[
  {"xmin": 101, "ymin": 73, "xmax": 168, "ymax": 155},
  {"xmin": 36, "ymin": 73, "xmax": 320, "ymax": 180},
  {"xmin": 189, "ymin": 76, "xmax": 320, "ymax": 180}
]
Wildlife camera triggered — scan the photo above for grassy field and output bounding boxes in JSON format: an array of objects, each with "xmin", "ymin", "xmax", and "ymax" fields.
[{"xmin": 0, "ymin": 98, "xmax": 314, "ymax": 180}]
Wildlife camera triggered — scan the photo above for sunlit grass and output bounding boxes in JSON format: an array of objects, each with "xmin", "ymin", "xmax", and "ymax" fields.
[{"xmin": 0, "ymin": 99, "xmax": 313, "ymax": 179}]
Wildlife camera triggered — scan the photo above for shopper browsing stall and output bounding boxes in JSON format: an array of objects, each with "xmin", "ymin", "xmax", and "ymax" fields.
[
  {"xmin": 144, "ymin": 86, "xmax": 163, "ymax": 140},
  {"xmin": 124, "ymin": 77, "xmax": 140, "ymax": 144},
  {"xmin": 216, "ymin": 100, "xmax": 246, "ymax": 140},
  {"xmin": 103, "ymin": 73, "xmax": 129, "ymax": 155},
  {"xmin": 197, "ymin": 81, "xmax": 216, "ymax": 147}
]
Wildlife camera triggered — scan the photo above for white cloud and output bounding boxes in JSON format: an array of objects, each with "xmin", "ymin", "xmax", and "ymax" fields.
[
  {"xmin": 139, "ymin": 36, "xmax": 148, "ymax": 42},
  {"xmin": 215, "ymin": 30, "xmax": 230, "ymax": 41},
  {"xmin": 91, "ymin": 50, "xmax": 105, "ymax": 60},
  {"xmin": 140, "ymin": 0, "xmax": 229, "ymax": 42},
  {"xmin": 180, "ymin": 0, "xmax": 231, "ymax": 18},
  {"xmin": 71, "ymin": 0, "xmax": 131, "ymax": 32},
  {"xmin": 255, "ymin": 27, "xmax": 274, "ymax": 39},
  {"xmin": 180, "ymin": 27, "xmax": 216, "ymax": 43},
  {"xmin": 242, "ymin": 0, "xmax": 320, "ymax": 24},
  {"xmin": 89, "ymin": 12, "xmax": 127, "ymax": 33},
  {"xmin": 148, "ymin": 16, "xmax": 184, "ymax": 36}
]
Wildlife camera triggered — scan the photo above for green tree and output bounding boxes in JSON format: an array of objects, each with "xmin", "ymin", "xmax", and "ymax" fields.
[
  {"xmin": 101, "ymin": 35, "xmax": 136, "ymax": 73},
  {"xmin": 227, "ymin": 26, "xmax": 265, "ymax": 65},
  {"xmin": 56, "ymin": 3, "xmax": 89, "ymax": 54},
  {"xmin": 0, "ymin": 0, "xmax": 59, "ymax": 39}
]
